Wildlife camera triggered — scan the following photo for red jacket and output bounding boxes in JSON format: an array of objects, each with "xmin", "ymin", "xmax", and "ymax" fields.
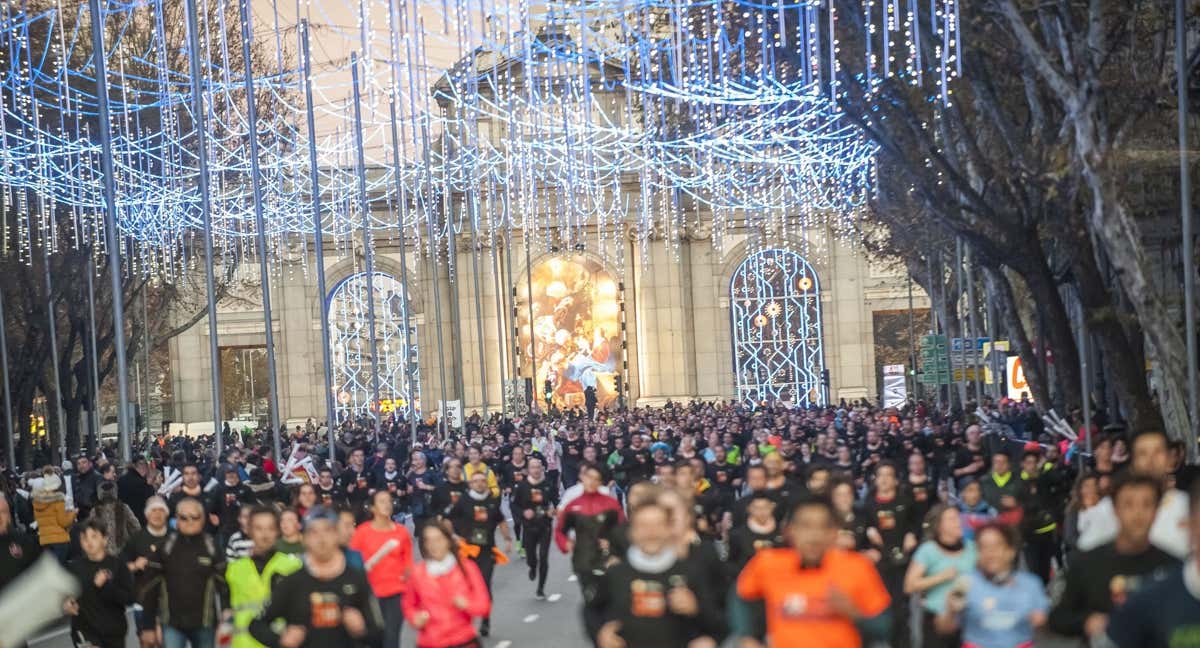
[
  {"xmin": 349, "ymin": 521, "xmax": 414, "ymax": 597},
  {"xmin": 402, "ymin": 558, "xmax": 491, "ymax": 648}
]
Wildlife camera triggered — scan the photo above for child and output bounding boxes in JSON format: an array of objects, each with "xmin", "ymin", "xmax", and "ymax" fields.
[{"xmin": 64, "ymin": 519, "xmax": 134, "ymax": 648}]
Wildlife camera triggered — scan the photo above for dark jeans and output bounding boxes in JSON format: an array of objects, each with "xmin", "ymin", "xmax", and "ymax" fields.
[
  {"xmin": 1023, "ymin": 530, "xmax": 1057, "ymax": 584},
  {"xmin": 524, "ymin": 521, "xmax": 552, "ymax": 592},
  {"xmin": 47, "ymin": 542, "xmax": 70, "ymax": 564},
  {"xmin": 880, "ymin": 563, "xmax": 911, "ymax": 648},
  {"xmin": 471, "ymin": 547, "xmax": 496, "ymax": 623},
  {"xmin": 163, "ymin": 626, "xmax": 214, "ymax": 648},
  {"xmin": 922, "ymin": 610, "xmax": 960, "ymax": 648},
  {"xmin": 379, "ymin": 594, "xmax": 404, "ymax": 648},
  {"xmin": 578, "ymin": 571, "xmax": 605, "ymax": 642}
]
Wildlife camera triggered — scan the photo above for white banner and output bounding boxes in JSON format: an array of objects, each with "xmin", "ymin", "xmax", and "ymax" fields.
[
  {"xmin": 882, "ymin": 364, "xmax": 907, "ymax": 408},
  {"xmin": 438, "ymin": 400, "xmax": 463, "ymax": 429}
]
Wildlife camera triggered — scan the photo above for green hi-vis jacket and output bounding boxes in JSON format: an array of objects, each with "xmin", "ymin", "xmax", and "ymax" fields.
[{"xmin": 225, "ymin": 551, "xmax": 303, "ymax": 648}]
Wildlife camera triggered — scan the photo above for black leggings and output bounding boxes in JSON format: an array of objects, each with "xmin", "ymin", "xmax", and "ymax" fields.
[
  {"xmin": 525, "ymin": 521, "xmax": 553, "ymax": 591},
  {"xmin": 472, "ymin": 548, "xmax": 496, "ymax": 623}
]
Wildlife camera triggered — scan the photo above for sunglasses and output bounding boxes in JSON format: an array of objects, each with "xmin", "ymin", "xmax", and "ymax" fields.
[{"xmin": 177, "ymin": 514, "xmax": 203, "ymax": 522}]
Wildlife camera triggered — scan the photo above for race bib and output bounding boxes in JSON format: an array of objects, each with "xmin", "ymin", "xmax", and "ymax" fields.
[
  {"xmin": 630, "ymin": 580, "xmax": 666, "ymax": 617},
  {"xmin": 310, "ymin": 593, "xmax": 342, "ymax": 628}
]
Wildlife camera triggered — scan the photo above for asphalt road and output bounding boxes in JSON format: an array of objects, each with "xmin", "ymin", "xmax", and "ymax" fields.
[{"xmin": 27, "ymin": 540, "xmax": 589, "ymax": 648}]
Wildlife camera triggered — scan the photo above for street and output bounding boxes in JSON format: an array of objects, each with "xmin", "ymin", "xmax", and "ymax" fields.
[{"xmin": 28, "ymin": 542, "xmax": 588, "ymax": 648}]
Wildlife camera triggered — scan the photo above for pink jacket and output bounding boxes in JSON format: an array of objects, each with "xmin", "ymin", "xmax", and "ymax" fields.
[{"xmin": 402, "ymin": 558, "xmax": 491, "ymax": 648}]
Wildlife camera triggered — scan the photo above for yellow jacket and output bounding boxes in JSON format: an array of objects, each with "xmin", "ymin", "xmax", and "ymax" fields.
[
  {"xmin": 463, "ymin": 462, "xmax": 500, "ymax": 497},
  {"xmin": 226, "ymin": 551, "xmax": 303, "ymax": 648},
  {"xmin": 33, "ymin": 492, "xmax": 75, "ymax": 546}
]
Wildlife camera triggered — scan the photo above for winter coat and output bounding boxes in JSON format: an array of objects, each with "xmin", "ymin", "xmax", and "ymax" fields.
[
  {"xmin": 402, "ymin": 558, "xmax": 491, "ymax": 648},
  {"xmin": 86, "ymin": 497, "xmax": 141, "ymax": 556},
  {"xmin": 32, "ymin": 476, "xmax": 75, "ymax": 545}
]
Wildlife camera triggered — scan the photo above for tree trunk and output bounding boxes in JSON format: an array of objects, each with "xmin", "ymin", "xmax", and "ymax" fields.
[
  {"xmin": 1018, "ymin": 251, "xmax": 1082, "ymax": 411},
  {"xmin": 1070, "ymin": 230, "xmax": 1165, "ymax": 433},
  {"xmin": 987, "ymin": 266, "xmax": 1053, "ymax": 407}
]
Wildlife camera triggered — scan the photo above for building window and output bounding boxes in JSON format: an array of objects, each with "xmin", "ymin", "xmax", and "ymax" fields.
[
  {"xmin": 730, "ymin": 249, "xmax": 825, "ymax": 406},
  {"xmin": 327, "ymin": 271, "xmax": 419, "ymax": 422}
]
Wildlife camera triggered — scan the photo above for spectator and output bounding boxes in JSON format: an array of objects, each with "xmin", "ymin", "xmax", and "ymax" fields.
[
  {"xmin": 86, "ymin": 480, "xmax": 141, "ymax": 556},
  {"xmin": 118, "ymin": 457, "xmax": 156, "ymax": 526},
  {"xmin": 32, "ymin": 467, "xmax": 75, "ymax": 562}
]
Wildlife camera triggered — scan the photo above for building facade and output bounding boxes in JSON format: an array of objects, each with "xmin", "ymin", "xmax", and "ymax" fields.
[{"xmin": 166, "ymin": 223, "xmax": 930, "ymax": 426}]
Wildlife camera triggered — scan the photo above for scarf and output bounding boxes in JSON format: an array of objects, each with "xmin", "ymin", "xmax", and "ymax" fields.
[
  {"xmin": 468, "ymin": 489, "xmax": 489, "ymax": 502},
  {"xmin": 627, "ymin": 547, "xmax": 677, "ymax": 574},
  {"xmin": 935, "ymin": 537, "xmax": 965, "ymax": 553},
  {"xmin": 426, "ymin": 554, "xmax": 458, "ymax": 577}
]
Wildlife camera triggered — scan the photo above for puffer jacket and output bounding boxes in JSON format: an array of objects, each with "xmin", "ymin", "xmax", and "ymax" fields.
[{"xmin": 32, "ymin": 476, "xmax": 75, "ymax": 545}]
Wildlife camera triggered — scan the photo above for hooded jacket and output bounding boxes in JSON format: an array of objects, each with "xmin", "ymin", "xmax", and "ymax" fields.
[{"xmin": 32, "ymin": 474, "xmax": 75, "ymax": 546}]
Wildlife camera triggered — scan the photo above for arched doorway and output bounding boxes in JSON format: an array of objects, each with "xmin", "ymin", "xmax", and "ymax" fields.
[
  {"xmin": 729, "ymin": 249, "xmax": 825, "ymax": 406},
  {"xmin": 327, "ymin": 271, "xmax": 420, "ymax": 422},
  {"xmin": 515, "ymin": 254, "xmax": 621, "ymax": 411}
]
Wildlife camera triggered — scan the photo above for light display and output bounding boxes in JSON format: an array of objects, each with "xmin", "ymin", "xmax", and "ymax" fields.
[
  {"xmin": 328, "ymin": 271, "xmax": 419, "ymax": 421},
  {"xmin": 516, "ymin": 255, "xmax": 620, "ymax": 410},
  {"xmin": 0, "ymin": 0, "xmax": 965, "ymax": 272},
  {"xmin": 730, "ymin": 248, "xmax": 824, "ymax": 406}
]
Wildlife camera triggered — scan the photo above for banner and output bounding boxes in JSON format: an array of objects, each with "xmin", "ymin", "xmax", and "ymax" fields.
[
  {"xmin": 1006, "ymin": 356, "xmax": 1032, "ymax": 401},
  {"xmin": 438, "ymin": 400, "xmax": 463, "ymax": 429},
  {"xmin": 882, "ymin": 364, "xmax": 907, "ymax": 408}
]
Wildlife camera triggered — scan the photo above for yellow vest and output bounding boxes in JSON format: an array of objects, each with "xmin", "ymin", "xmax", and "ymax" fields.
[{"xmin": 225, "ymin": 552, "xmax": 303, "ymax": 648}]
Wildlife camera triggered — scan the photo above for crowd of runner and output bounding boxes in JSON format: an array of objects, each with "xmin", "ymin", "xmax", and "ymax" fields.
[{"xmin": 0, "ymin": 397, "xmax": 1198, "ymax": 648}]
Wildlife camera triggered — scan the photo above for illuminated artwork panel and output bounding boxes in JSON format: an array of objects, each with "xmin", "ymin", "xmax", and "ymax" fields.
[
  {"xmin": 328, "ymin": 272, "xmax": 420, "ymax": 422},
  {"xmin": 730, "ymin": 249, "xmax": 825, "ymax": 406},
  {"xmin": 516, "ymin": 256, "xmax": 620, "ymax": 410}
]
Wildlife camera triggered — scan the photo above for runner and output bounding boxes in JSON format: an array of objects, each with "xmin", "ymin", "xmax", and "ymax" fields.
[
  {"xmin": 446, "ymin": 469, "xmax": 513, "ymax": 637},
  {"xmin": 350, "ymin": 490, "xmax": 415, "ymax": 648},
  {"xmin": 403, "ymin": 518, "xmax": 491, "ymax": 648},
  {"xmin": 225, "ymin": 506, "xmax": 302, "ymax": 648},
  {"xmin": 248, "ymin": 507, "xmax": 383, "ymax": 648},
  {"xmin": 511, "ymin": 455, "xmax": 560, "ymax": 599}
]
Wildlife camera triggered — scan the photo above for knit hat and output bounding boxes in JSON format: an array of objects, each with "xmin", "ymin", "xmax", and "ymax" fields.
[{"xmin": 144, "ymin": 496, "xmax": 169, "ymax": 514}]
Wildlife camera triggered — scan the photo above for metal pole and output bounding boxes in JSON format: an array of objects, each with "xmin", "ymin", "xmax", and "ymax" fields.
[
  {"xmin": 141, "ymin": 284, "xmax": 151, "ymax": 442},
  {"xmin": 89, "ymin": 0, "xmax": 133, "ymax": 463},
  {"xmin": 467, "ymin": 194, "xmax": 489, "ymax": 417},
  {"xmin": 300, "ymin": 21, "xmax": 338, "ymax": 461},
  {"xmin": 183, "ymin": 0, "xmax": 224, "ymax": 460},
  {"xmin": 927, "ymin": 253, "xmax": 941, "ymax": 408},
  {"xmin": 524, "ymin": 230, "xmax": 538, "ymax": 411},
  {"xmin": 0, "ymin": 288, "xmax": 14, "ymax": 469},
  {"xmin": 954, "ymin": 238, "xmax": 967, "ymax": 407},
  {"xmin": 381, "ymin": 8, "xmax": 418, "ymax": 440},
  {"xmin": 444, "ymin": 199, "xmax": 467, "ymax": 415},
  {"xmin": 85, "ymin": 259, "xmax": 101, "ymax": 453},
  {"xmin": 965, "ymin": 245, "xmax": 984, "ymax": 402},
  {"xmin": 1177, "ymin": 0, "xmax": 1198, "ymax": 463},
  {"xmin": 491, "ymin": 216, "xmax": 508, "ymax": 420},
  {"xmin": 237, "ymin": 0, "xmax": 282, "ymax": 462},
  {"xmin": 1078, "ymin": 295, "xmax": 1092, "ymax": 455},
  {"xmin": 349, "ymin": 53, "xmax": 383, "ymax": 440},
  {"xmin": 907, "ymin": 273, "xmax": 917, "ymax": 402},
  {"xmin": 40, "ymin": 242, "xmax": 67, "ymax": 459}
]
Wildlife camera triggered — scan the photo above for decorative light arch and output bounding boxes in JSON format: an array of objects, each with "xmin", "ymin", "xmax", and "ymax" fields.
[
  {"xmin": 327, "ymin": 271, "xmax": 419, "ymax": 422},
  {"xmin": 730, "ymin": 248, "xmax": 825, "ymax": 406}
]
